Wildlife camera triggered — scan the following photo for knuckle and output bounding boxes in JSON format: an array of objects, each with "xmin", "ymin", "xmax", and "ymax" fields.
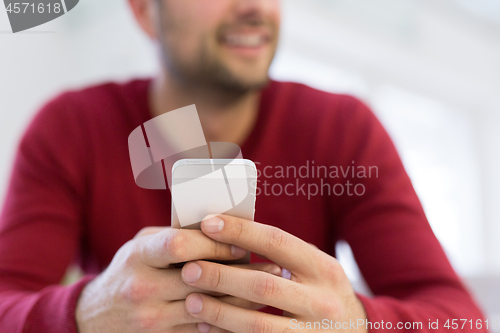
[
  {"xmin": 208, "ymin": 303, "xmax": 225, "ymax": 326},
  {"xmin": 207, "ymin": 266, "xmax": 223, "ymax": 290},
  {"xmin": 266, "ymin": 227, "xmax": 287, "ymax": 252},
  {"xmin": 131, "ymin": 308, "xmax": 161, "ymax": 331},
  {"xmin": 212, "ymin": 241, "xmax": 225, "ymax": 259},
  {"xmin": 181, "ymin": 305, "xmax": 195, "ymax": 323},
  {"xmin": 249, "ymin": 316, "xmax": 274, "ymax": 333},
  {"xmin": 323, "ymin": 258, "xmax": 343, "ymax": 279},
  {"xmin": 122, "ymin": 241, "xmax": 141, "ymax": 267},
  {"xmin": 313, "ymin": 298, "xmax": 339, "ymax": 317},
  {"xmin": 165, "ymin": 232, "xmax": 188, "ymax": 261},
  {"xmin": 135, "ymin": 237, "xmax": 157, "ymax": 266},
  {"xmin": 251, "ymin": 273, "xmax": 278, "ymax": 299},
  {"xmin": 170, "ymin": 270, "xmax": 187, "ymax": 291},
  {"xmin": 120, "ymin": 277, "xmax": 154, "ymax": 304},
  {"xmin": 231, "ymin": 218, "xmax": 246, "ymax": 240}
]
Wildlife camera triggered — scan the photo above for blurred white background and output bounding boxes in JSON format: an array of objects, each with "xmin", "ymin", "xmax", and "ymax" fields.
[{"xmin": 1, "ymin": 0, "xmax": 499, "ymax": 325}]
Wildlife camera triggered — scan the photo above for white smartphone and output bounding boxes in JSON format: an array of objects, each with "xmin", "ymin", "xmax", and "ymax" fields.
[{"xmin": 170, "ymin": 158, "xmax": 257, "ymax": 264}]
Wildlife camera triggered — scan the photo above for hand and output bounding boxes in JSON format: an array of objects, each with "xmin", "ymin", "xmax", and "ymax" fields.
[
  {"xmin": 75, "ymin": 226, "xmax": 281, "ymax": 333},
  {"xmin": 181, "ymin": 215, "xmax": 368, "ymax": 333}
]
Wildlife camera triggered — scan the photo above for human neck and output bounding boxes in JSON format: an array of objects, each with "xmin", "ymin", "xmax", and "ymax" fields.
[{"xmin": 149, "ymin": 72, "xmax": 262, "ymax": 146}]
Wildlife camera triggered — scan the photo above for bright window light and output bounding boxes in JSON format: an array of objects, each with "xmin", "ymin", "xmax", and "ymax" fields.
[{"xmin": 271, "ymin": 53, "xmax": 484, "ymax": 278}]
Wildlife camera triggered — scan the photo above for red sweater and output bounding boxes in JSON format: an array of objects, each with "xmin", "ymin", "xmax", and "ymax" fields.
[{"xmin": 0, "ymin": 79, "xmax": 485, "ymax": 332}]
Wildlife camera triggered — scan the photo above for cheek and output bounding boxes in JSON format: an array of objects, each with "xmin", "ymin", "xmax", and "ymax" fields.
[
  {"xmin": 255, "ymin": 0, "xmax": 281, "ymax": 29},
  {"xmin": 169, "ymin": 0, "xmax": 228, "ymax": 31},
  {"xmin": 269, "ymin": 0, "xmax": 282, "ymax": 22},
  {"xmin": 193, "ymin": 0, "xmax": 230, "ymax": 23}
]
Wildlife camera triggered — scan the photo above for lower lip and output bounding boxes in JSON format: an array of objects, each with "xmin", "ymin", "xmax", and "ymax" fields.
[{"xmin": 221, "ymin": 42, "xmax": 269, "ymax": 59}]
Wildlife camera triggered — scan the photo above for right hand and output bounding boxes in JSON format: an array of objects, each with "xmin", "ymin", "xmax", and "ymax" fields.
[{"xmin": 75, "ymin": 226, "xmax": 281, "ymax": 333}]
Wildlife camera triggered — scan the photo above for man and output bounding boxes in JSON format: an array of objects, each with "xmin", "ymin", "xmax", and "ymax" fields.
[{"xmin": 0, "ymin": 0, "xmax": 486, "ymax": 332}]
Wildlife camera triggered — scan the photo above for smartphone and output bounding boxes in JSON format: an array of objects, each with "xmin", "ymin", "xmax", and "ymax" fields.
[{"xmin": 171, "ymin": 158, "xmax": 257, "ymax": 264}]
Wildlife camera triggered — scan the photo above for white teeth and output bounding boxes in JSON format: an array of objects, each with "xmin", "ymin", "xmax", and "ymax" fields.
[{"xmin": 225, "ymin": 35, "xmax": 264, "ymax": 47}]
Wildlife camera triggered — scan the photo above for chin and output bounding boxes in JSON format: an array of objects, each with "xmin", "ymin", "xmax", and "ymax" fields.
[
  {"xmin": 208, "ymin": 65, "xmax": 270, "ymax": 93},
  {"xmin": 225, "ymin": 75, "xmax": 270, "ymax": 93},
  {"xmin": 230, "ymin": 67, "xmax": 271, "ymax": 88}
]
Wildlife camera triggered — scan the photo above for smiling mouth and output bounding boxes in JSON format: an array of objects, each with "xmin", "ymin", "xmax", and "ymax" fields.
[{"xmin": 222, "ymin": 34, "xmax": 269, "ymax": 48}]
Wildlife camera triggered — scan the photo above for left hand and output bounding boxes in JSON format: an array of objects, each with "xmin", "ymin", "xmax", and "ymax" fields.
[{"xmin": 180, "ymin": 215, "xmax": 368, "ymax": 333}]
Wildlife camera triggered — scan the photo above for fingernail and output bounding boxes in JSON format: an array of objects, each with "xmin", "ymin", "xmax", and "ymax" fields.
[
  {"xmin": 203, "ymin": 216, "xmax": 224, "ymax": 233},
  {"xmin": 269, "ymin": 265, "xmax": 282, "ymax": 276},
  {"xmin": 186, "ymin": 294, "xmax": 203, "ymax": 314},
  {"xmin": 198, "ymin": 322, "xmax": 211, "ymax": 333},
  {"xmin": 231, "ymin": 245, "xmax": 247, "ymax": 257},
  {"xmin": 182, "ymin": 263, "xmax": 202, "ymax": 283}
]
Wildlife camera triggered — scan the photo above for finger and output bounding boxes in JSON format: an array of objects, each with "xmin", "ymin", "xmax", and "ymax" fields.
[
  {"xmin": 231, "ymin": 262, "xmax": 281, "ymax": 276},
  {"xmin": 155, "ymin": 264, "xmax": 280, "ymax": 301},
  {"xmin": 196, "ymin": 323, "xmax": 230, "ymax": 333},
  {"xmin": 139, "ymin": 268, "xmax": 225, "ymax": 301},
  {"xmin": 135, "ymin": 228, "xmax": 247, "ymax": 268},
  {"xmin": 148, "ymin": 264, "xmax": 280, "ymax": 301},
  {"xmin": 129, "ymin": 300, "xmax": 202, "ymax": 330},
  {"xmin": 201, "ymin": 215, "xmax": 323, "ymax": 277},
  {"xmin": 166, "ymin": 300, "xmax": 204, "ymax": 326},
  {"xmin": 185, "ymin": 293, "xmax": 289, "ymax": 333},
  {"xmin": 173, "ymin": 324, "xmax": 206, "ymax": 333},
  {"xmin": 217, "ymin": 295, "xmax": 267, "ymax": 311},
  {"xmin": 181, "ymin": 261, "xmax": 311, "ymax": 314}
]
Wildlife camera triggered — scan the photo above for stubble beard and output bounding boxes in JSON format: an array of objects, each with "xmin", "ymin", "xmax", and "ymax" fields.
[{"xmin": 162, "ymin": 39, "xmax": 271, "ymax": 97}]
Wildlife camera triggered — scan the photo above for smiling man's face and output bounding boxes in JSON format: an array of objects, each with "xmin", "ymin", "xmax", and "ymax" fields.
[{"xmin": 154, "ymin": 0, "xmax": 281, "ymax": 93}]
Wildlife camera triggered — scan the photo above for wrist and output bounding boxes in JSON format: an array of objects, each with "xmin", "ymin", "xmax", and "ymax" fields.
[
  {"xmin": 75, "ymin": 275, "xmax": 101, "ymax": 333},
  {"xmin": 349, "ymin": 294, "xmax": 368, "ymax": 333}
]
